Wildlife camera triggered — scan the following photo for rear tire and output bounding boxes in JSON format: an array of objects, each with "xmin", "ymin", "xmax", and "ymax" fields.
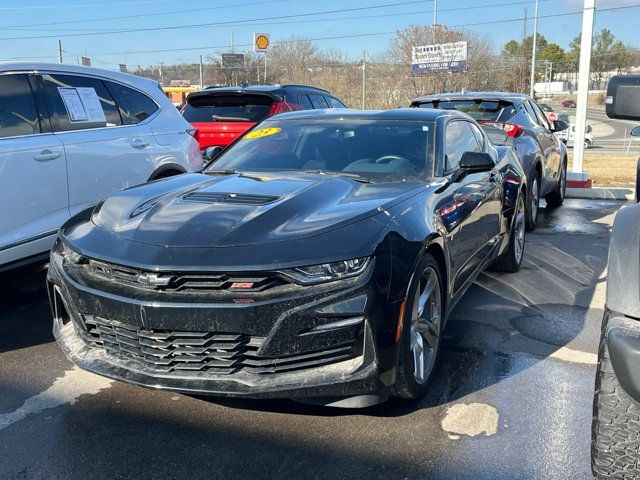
[
  {"xmin": 545, "ymin": 159, "xmax": 566, "ymax": 208},
  {"xmin": 390, "ymin": 254, "xmax": 444, "ymax": 400},
  {"xmin": 491, "ymin": 193, "xmax": 525, "ymax": 273},
  {"xmin": 525, "ymin": 174, "xmax": 540, "ymax": 232},
  {"xmin": 592, "ymin": 319, "xmax": 640, "ymax": 479}
]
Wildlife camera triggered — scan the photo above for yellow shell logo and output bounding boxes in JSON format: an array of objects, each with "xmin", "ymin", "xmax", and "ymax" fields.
[
  {"xmin": 245, "ymin": 127, "xmax": 281, "ymax": 139},
  {"xmin": 255, "ymin": 35, "xmax": 270, "ymax": 50}
]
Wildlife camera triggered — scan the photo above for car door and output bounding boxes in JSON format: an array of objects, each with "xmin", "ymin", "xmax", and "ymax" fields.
[
  {"xmin": 0, "ymin": 73, "xmax": 68, "ymax": 266},
  {"xmin": 439, "ymin": 120, "xmax": 501, "ymax": 294},
  {"xmin": 527, "ymin": 100, "xmax": 562, "ymax": 193},
  {"xmin": 40, "ymin": 72, "xmax": 161, "ymax": 216}
]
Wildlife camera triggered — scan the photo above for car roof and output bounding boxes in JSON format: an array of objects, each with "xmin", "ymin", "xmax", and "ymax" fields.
[
  {"xmin": 202, "ymin": 84, "xmax": 332, "ymax": 95},
  {"xmin": 0, "ymin": 61, "xmax": 158, "ymax": 90},
  {"xmin": 412, "ymin": 91, "xmax": 533, "ymax": 104},
  {"xmin": 265, "ymin": 108, "xmax": 468, "ymax": 122}
]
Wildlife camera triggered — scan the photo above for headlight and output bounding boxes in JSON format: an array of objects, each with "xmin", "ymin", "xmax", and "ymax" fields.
[
  {"xmin": 57, "ymin": 240, "xmax": 87, "ymax": 265},
  {"xmin": 280, "ymin": 257, "xmax": 371, "ymax": 285}
]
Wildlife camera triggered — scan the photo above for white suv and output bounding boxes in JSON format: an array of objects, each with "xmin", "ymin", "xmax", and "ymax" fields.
[{"xmin": 0, "ymin": 63, "xmax": 202, "ymax": 271}]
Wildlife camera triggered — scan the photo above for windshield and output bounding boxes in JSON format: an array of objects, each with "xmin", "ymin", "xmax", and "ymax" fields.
[
  {"xmin": 206, "ymin": 118, "xmax": 434, "ymax": 180},
  {"xmin": 418, "ymin": 100, "xmax": 516, "ymax": 123},
  {"xmin": 182, "ymin": 94, "xmax": 273, "ymax": 122}
]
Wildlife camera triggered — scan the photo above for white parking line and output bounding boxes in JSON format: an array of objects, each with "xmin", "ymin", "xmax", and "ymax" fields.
[
  {"xmin": 0, "ymin": 366, "xmax": 113, "ymax": 431},
  {"xmin": 549, "ymin": 346, "xmax": 598, "ymax": 366}
]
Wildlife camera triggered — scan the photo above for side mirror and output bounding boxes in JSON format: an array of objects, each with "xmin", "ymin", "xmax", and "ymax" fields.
[
  {"xmin": 631, "ymin": 126, "xmax": 640, "ymax": 137},
  {"xmin": 460, "ymin": 152, "xmax": 495, "ymax": 173},
  {"xmin": 203, "ymin": 145, "xmax": 223, "ymax": 162},
  {"xmin": 553, "ymin": 120, "xmax": 569, "ymax": 132},
  {"xmin": 606, "ymin": 75, "xmax": 640, "ymax": 121}
]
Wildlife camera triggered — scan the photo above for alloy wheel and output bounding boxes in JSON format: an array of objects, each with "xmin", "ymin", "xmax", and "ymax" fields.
[
  {"xmin": 531, "ymin": 177, "xmax": 539, "ymax": 221},
  {"xmin": 410, "ymin": 267, "xmax": 442, "ymax": 384},
  {"xmin": 514, "ymin": 196, "xmax": 526, "ymax": 264}
]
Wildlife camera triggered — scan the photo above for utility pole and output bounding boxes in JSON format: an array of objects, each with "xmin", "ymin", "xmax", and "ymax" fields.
[
  {"xmin": 433, "ymin": 0, "xmax": 437, "ymax": 26},
  {"xmin": 264, "ymin": 54, "xmax": 267, "ymax": 84},
  {"xmin": 361, "ymin": 50, "xmax": 366, "ymax": 110},
  {"xmin": 571, "ymin": 0, "xmax": 596, "ymax": 180},
  {"xmin": 159, "ymin": 62, "xmax": 164, "ymax": 86},
  {"xmin": 529, "ymin": 0, "xmax": 539, "ymax": 97},
  {"xmin": 57, "ymin": 40, "xmax": 63, "ymax": 63},
  {"xmin": 199, "ymin": 55, "xmax": 204, "ymax": 90}
]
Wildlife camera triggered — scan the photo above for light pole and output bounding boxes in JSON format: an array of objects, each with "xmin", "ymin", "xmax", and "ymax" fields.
[
  {"xmin": 571, "ymin": 0, "xmax": 596, "ymax": 182},
  {"xmin": 529, "ymin": 0, "xmax": 539, "ymax": 98},
  {"xmin": 433, "ymin": 0, "xmax": 437, "ymax": 26}
]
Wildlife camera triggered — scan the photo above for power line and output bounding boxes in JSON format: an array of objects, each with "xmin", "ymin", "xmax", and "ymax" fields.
[
  {"xmin": 0, "ymin": 0, "xmax": 173, "ymax": 10},
  {"xmin": 0, "ymin": 0, "xmax": 288, "ymax": 30},
  {"xmin": 0, "ymin": 0, "xmax": 434, "ymax": 41}
]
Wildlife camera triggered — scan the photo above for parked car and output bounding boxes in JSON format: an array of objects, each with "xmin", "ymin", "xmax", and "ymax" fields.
[
  {"xmin": 592, "ymin": 74, "xmax": 640, "ymax": 479},
  {"xmin": 0, "ymin": 62, "xmax": 202, "ymax": 272},
  {"xmin": 556, "ymin": 124, "xmax": 595, "ymax": 149},
  {"xmin": 182, "ymin": 85, "xmax": 347, "ymax": 151},
  {"xmin": 561, "ymin": 99, "xmax": 577, "ymax": 108},
  {"xmin": 411, "ymin": 92, "xmax": 568, "ymax": 231},
  {"xmin": 48, "ymin": 108, "xmax": 526, "ymax": 407}
]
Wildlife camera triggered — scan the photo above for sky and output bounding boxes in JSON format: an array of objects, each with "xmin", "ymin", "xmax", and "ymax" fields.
[{"xmin": 0, "ymin": 0, "xmax": 637, "ymax": 69}]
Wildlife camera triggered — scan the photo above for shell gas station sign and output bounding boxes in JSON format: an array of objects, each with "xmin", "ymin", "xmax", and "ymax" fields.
[{"xmin": 253, "ymin": 33, "xmax": 270, "ymax": 52}]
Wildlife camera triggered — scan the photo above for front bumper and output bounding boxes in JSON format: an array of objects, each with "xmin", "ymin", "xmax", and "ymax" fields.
[{"xmin": 48, "ymin": 249, "xmax": 386, "ymax": 399}]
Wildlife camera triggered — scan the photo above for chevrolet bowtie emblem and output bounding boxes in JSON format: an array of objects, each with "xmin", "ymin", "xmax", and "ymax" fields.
[{"xmin": 137, "ymin": 272, "xmax": 173, "ymax": 288}]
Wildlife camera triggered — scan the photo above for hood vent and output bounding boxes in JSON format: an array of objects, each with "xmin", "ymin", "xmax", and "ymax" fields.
[{"xmin": 183, "ymin": 191, "xmax": 280, "ymax": 205}]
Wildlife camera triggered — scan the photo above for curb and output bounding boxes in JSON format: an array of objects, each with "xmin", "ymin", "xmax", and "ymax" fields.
[{"xmin": 566, "ymin": 187, "xmax": 634, "ymax": 201}]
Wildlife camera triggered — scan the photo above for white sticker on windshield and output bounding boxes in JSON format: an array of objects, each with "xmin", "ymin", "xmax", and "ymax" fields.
[
  {"xmin": 58, "ymin": 88, "xmax": 87, "ymax": 122},
  {"xmin": 57, "ymin": 87, "xmax": 106, "ymax": 123},
  {"xmin": 77, "ymin": 87, "xmax": 106, "ymax": 122},
  {"xmin": 422, "ymin": 125, "xmax": 429, "ymax": 131}
]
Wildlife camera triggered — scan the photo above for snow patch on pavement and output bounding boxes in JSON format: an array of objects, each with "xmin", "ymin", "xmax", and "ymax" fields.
[
  {"xmin": 0, "ymin": 366, "xmax": 113, "ymax": 431},
  {"xmin": 441, "ymin": 403, "xmax": 499, "ymax": 438}
]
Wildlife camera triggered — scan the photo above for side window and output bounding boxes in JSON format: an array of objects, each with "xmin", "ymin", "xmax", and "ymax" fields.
[
  {"xmin": 41, "ymin": 74, "xmax": 121, "ymax": 131},
  {"xmin": 523, "ymin": 101, "xmax": 540, "ymax": 127},
  {"xmin": 326, "ymin": 96, "xmax": 347, "ymax": 108},
  {"xmin": 105, "ymin": 81, "xmax": 158, "ymax": 125},
  {"xmin": 0, "ymin": 74, "xmax": 40, "ymax": 138},
  {"xmin": 530, "ymin": 101, "xmax": 551, "ymax": 130},
  {"xmin": 308, "ymin": 94, "xmax": 329, "ymax": 109},
  {"xmin": 445, "ymin": 121, "xmax": 482, "ymax": 172},
  {"xmin": 297, "ymin": 94, "xmax": 313, "ymax": 110},
  {"xmin": 470, "ymin": 123, "xmax": 485, "ymax": 149}
]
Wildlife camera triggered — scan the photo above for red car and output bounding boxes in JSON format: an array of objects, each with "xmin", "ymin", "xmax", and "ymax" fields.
[
  {"xmin": 561, "ymin": 99, "xmax": 577, "ymax": 108},
  {"xmin": 182, "ymin": 85, "xmax": 347, "ymax": 151}
]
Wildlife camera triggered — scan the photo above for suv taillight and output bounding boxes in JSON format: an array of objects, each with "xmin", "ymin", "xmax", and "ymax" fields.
[{"xmin": 479, "ymin": 121, "xmax": 523, "ymax": 138}]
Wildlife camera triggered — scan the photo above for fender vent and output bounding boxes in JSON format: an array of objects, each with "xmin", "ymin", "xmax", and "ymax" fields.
[{"xmin": 183, "ymin": 192, "xmax": 279, "ymax": 205}]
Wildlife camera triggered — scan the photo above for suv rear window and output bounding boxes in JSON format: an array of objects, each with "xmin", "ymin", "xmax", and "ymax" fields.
[
  {"xmin": 183, "ymin": 94, "xmax": 274, "ymax": 123},
  {"xmin": 417, "ymin": 100, "xmax": 516, "ymax": 123}
]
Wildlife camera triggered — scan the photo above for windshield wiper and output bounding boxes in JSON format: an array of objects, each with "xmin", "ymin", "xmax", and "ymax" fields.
[
  {"xmin": 205, "ymin": 168, "xmax": 241, "ymax": 175},
  {"xmin": 302, "ymin": 169, "xmax": 372, "ymax": 183},
  {"xmin": 210, "ymin": 115, "xmax": 251, "ymax": 122}
]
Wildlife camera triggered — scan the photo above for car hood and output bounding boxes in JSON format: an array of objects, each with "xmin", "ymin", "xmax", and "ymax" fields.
[{"xmin": 92, "ymin": 172, "xmax": 425, "ymax": 248}]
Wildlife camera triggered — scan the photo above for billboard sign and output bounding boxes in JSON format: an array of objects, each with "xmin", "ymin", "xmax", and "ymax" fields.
[
  {"xmin": 253, "ymin": 33, "xmax": 270, "ymax": 52},
  {"xmin": 411, "ymin": 41, "xmax": 467, "ymax": 74},
  {"xmin": 221, "ymin": 53, "xmax": 245, "ymax": 69},
  {"xmin": 119, "ymin": 64, "xmax": 127, "ymax": 73},
  {"xmin": 80, "ymin": 56, "xmax": 92, "ymax": 67}
]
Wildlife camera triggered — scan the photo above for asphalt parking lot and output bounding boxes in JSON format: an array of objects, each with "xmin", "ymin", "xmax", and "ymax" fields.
[{"xmin": 0, "ymin": 198, "xmax": 624, "ymax": 480}]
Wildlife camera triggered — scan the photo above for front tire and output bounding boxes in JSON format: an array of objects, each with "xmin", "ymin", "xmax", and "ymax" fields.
[
  {"xmin": 592, "ymin": 320, "xmax": 640, "ymax": 478},
  {"xmin": 491, "ymin": 193, "xmax": 525, "ymax": 273},
  {"xmin": 390, "ymin": 254, "xmax": 444, "ymax": 400}
]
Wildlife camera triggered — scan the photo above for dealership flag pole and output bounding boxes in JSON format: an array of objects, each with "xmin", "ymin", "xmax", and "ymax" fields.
[
  {"xmin": 529, "ymin": 0, "xmax": 539, "ymax": 97},
  {"xmin": 571, "ymin": 0, "xmax": 596, "ymax": 184}
]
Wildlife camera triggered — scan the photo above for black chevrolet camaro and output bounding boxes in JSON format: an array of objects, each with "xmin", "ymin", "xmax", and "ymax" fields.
[{"xmin": 48, "ymin": 109, "xmax": 526, "ymax": 407}]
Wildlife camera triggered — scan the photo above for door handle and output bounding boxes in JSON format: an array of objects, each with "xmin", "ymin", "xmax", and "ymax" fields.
[
  {"xmin": 33, "ymin": 150, "xmax": 62, "ymax": 162},
  {"xmin": 130, "ymin": 139, "xmax": 150, "ymax": 149}
]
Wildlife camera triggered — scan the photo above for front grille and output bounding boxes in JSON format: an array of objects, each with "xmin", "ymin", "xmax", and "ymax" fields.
[
  {"xmin": 79, "ymin": 316, "xmax": 357, "ymax": 376},
  {"xmin": 87, "ymin": 259, "xmax": 285, "ymax": 293}
]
